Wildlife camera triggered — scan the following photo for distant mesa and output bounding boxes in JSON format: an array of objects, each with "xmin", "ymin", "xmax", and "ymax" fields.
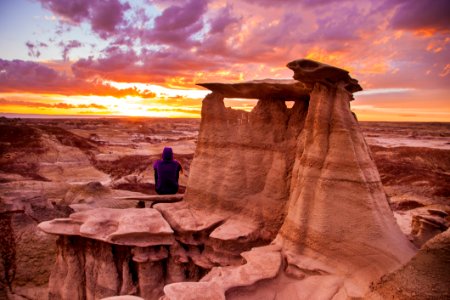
[{"xmin": 39, "ymin": 59, "xmax": 425, "ymax": 300}]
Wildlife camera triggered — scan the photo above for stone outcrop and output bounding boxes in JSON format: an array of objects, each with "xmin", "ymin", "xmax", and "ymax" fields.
[
  {"xmin": 410, "ymin": 209, "xmax": 449, "ymax": 247},
  {"xmin": 154, "ymin": 59, "xmax": 416, "ymax": 299},
  {"xmin": 39, "ymin": 59, "xmax": 419, "ymax": 300},
  {"xmin": 38, "ymin": 208, "xmax": 194, "ymax": 300},
  {"xmin": 0, "ymin": 196, "xmax": 73, "ymax": 300}
]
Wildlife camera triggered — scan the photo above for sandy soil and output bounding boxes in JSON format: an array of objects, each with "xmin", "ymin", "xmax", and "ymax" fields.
[{"xmin": 360, "ymin": 121, "xmax": 450, "ymax": 150}]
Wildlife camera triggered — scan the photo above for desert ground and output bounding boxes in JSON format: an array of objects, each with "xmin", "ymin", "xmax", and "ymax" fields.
[{"xmin": 0, "ymin": 116, "xmax": 449, "ymax": 299}]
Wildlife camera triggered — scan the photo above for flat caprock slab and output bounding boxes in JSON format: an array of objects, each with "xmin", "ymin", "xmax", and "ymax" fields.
[
  {"xmin": 38, "ymin": 208, "xmax": 174, "ymax": 246},
  {"xmin": 197, "ymin": 79, "xmax": 311, "ymax": 100},
  {"xmin": 287, "ymin": 59, "xmax": 362, "ymax": 93}
]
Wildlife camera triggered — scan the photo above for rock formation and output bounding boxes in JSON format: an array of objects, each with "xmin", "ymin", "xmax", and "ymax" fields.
[
  {"xmin": 39, "ymin": 205, "xmax": 218, "ymax": 300},
  {"xmin": 410, "ymin": 209, "xmax": 449, "ymax": 247},
  {"xmin": 368, "ymin": 228, "xmax": 450, "ymax": 299},
  {"xmin": 0, "ymin": 196, "xmax": 73, "ymax": 300},
  {"xmin": 159, "ymin": 59, "xmax": 416, "ymax": 299},
  {"xmin": 39, "ymin": 208, "xmax": 175, "ymax": 299},
  {"xmin": 39, "ymin": 59, "xmax": 418, "ymax": 299}
]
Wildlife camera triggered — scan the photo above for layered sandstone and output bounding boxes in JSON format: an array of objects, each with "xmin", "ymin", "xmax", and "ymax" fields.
[
  {"xmin": 0, "ymin": 196, "xmax": 72, "ymax": 300},
  {"xmin": 40, "ymin": 59, "xmax": 419, "ymax": 300},
  {"xmin": 38, "ymin": 208, "xmax": 205, "ymax": 300},
  {"xmin": 160, "ymin": 59, "xmax": 416, "ymax": 298}
]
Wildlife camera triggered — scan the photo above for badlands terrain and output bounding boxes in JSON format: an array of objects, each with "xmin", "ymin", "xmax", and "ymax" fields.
[{"xmin": 0, "ymin": 116, "xmax": 449, "ymax": 299}]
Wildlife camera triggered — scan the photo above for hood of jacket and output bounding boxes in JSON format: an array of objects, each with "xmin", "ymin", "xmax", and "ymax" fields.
[{"xmin": 162, "ymin": 147, "xmax": 173, "ymax": 161}]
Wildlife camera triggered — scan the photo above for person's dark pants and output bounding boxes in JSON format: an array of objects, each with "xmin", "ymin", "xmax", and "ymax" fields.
[{"xmin": 156, "ymin": 186, "xmax": 178, "ymax": 195}]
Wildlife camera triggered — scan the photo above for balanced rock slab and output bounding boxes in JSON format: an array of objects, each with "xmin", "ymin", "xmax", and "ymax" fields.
[{"xmin": 39, "ymin": 208, "xmax": 174, "ymax": 246}]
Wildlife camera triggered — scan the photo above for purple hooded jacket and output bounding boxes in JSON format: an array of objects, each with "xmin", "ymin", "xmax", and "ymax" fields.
[{"xmin": 153, "ymin": 147, "xmax": 181, "ymax": 194}]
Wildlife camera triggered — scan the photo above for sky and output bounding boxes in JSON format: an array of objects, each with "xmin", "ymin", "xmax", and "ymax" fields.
[{"xmin": 0, "ymin": 0, "xmax": 449, "ymax": 121}]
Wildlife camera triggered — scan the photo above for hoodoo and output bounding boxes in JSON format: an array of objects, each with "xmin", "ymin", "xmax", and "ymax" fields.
[{"xmin": 39, "ymin": 59, "xmax": 417, "ymax": 300}]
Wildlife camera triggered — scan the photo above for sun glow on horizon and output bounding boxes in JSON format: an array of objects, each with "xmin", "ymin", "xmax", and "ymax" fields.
[
  {"xmin": 1, "ymin": 82, "xmax": 449, "ymax": 121},
  {"xmin": 1, "ymin": 0, "xmax": 449, "ymax": 122},
  {"xmin": 0, "ymin": 88, "xmax": 207, "ymax": 118}
]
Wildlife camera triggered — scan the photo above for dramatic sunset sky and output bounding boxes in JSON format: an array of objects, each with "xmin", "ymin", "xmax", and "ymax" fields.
[{"xmin": 0, "ymin": 0, "xmax": 449, "ymax": 121}]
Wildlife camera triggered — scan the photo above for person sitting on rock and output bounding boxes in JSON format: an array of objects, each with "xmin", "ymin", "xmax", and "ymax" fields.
[{"xmin": 153, "ymin": 147, "xmax": 182, "ymax": 194}]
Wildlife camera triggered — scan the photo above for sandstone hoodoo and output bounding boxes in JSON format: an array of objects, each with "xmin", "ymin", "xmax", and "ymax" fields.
[{"xmin": 39, "ymin": 59, "xmax": 419, "ymax": 299}]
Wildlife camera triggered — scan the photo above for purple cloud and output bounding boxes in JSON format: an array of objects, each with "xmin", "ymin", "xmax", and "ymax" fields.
[
  {"xmin": 91, "ymin": 0, "xmax": 130, "ymax": 38},
  {"xmin": 390, "ymin": 0, "xmax": 450, "ymax": 32},
  {"xmin": 208, "ymin": 5, "xmax": 240, "ymax": 34},
  {"xmin": 142, "ymin": 0, "xmax": 208, "ymax": 47},
  {"xmin": 242, "ymin": 0, "xmax": 344, "ymax": 7},
  {"xmin": 59, "ymin": 40, "xmax": 83, "ymax": 61},
  {"xmin": 0, "ymin": 59, "xmax": 155, "ymax": 97},
  {"xmin": 72, "ymin": 46, "xmax": 139, "ymax": 79},
  {"xmin": 38, "ymin": 0, "xmax": 90, "ymax": 22},
  {"xmin": 71, "ymin": 46, "xmax": 226, "ymax": 84},
  {"xmin": 153, "ymin": 0, "xmax": 206, "ymax": 31},
  {"xmin": 25, "ymin": 41, "xmax": 48, "ymax": 58},
  {"xmin": 36, "ymin": 0, "xmax": 131, "ymax": 38},
  {"xmin": 23, "ymin": 0, "xmax": 448, "ymax": 98}
]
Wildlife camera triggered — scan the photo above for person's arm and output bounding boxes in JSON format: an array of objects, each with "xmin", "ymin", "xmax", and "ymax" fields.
[
  {"xmin": 154, "ymin": 167, "xmax": 158, "ymax": 185},
  {"xmin": 179, "ymin": 161, "xmax": 183, "ymax": 175},
  {"xmin": 174, "ymin": 162, "xmax": 181, "ymax": 181}
]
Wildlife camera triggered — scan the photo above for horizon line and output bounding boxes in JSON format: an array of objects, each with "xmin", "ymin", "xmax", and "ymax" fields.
[{"xmin": 1, "ymin": 113, "xmax": 449, "ymax": 124}]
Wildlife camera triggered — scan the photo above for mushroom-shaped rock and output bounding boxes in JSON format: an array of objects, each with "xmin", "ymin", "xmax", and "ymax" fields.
[
  {"xmin": 41, "ymin": 208, "xmax": 174, "ymax": 300},
  {"xmin": 287, "ymin": 59, "xmax": 362, "ymax": 93},
  {"xmin": 39, "ymin": 208, "xmax": 174, "ymax": 247},
  {"xmin": 197, "ymin": 79, "xmax": 311, "ymax": 100},
  {"xmin": 166, "ymin": 58, "xmax": 415, "ymax": 299}
]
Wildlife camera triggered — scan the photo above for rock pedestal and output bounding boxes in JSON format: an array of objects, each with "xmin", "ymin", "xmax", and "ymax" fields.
[
  {"xmin": 40, "ymin": 59, "xmax": 417, "ymax": 300},
  {"xmin": 160, "ymin": 59, "xmax": 415, "ymax": 299}
]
